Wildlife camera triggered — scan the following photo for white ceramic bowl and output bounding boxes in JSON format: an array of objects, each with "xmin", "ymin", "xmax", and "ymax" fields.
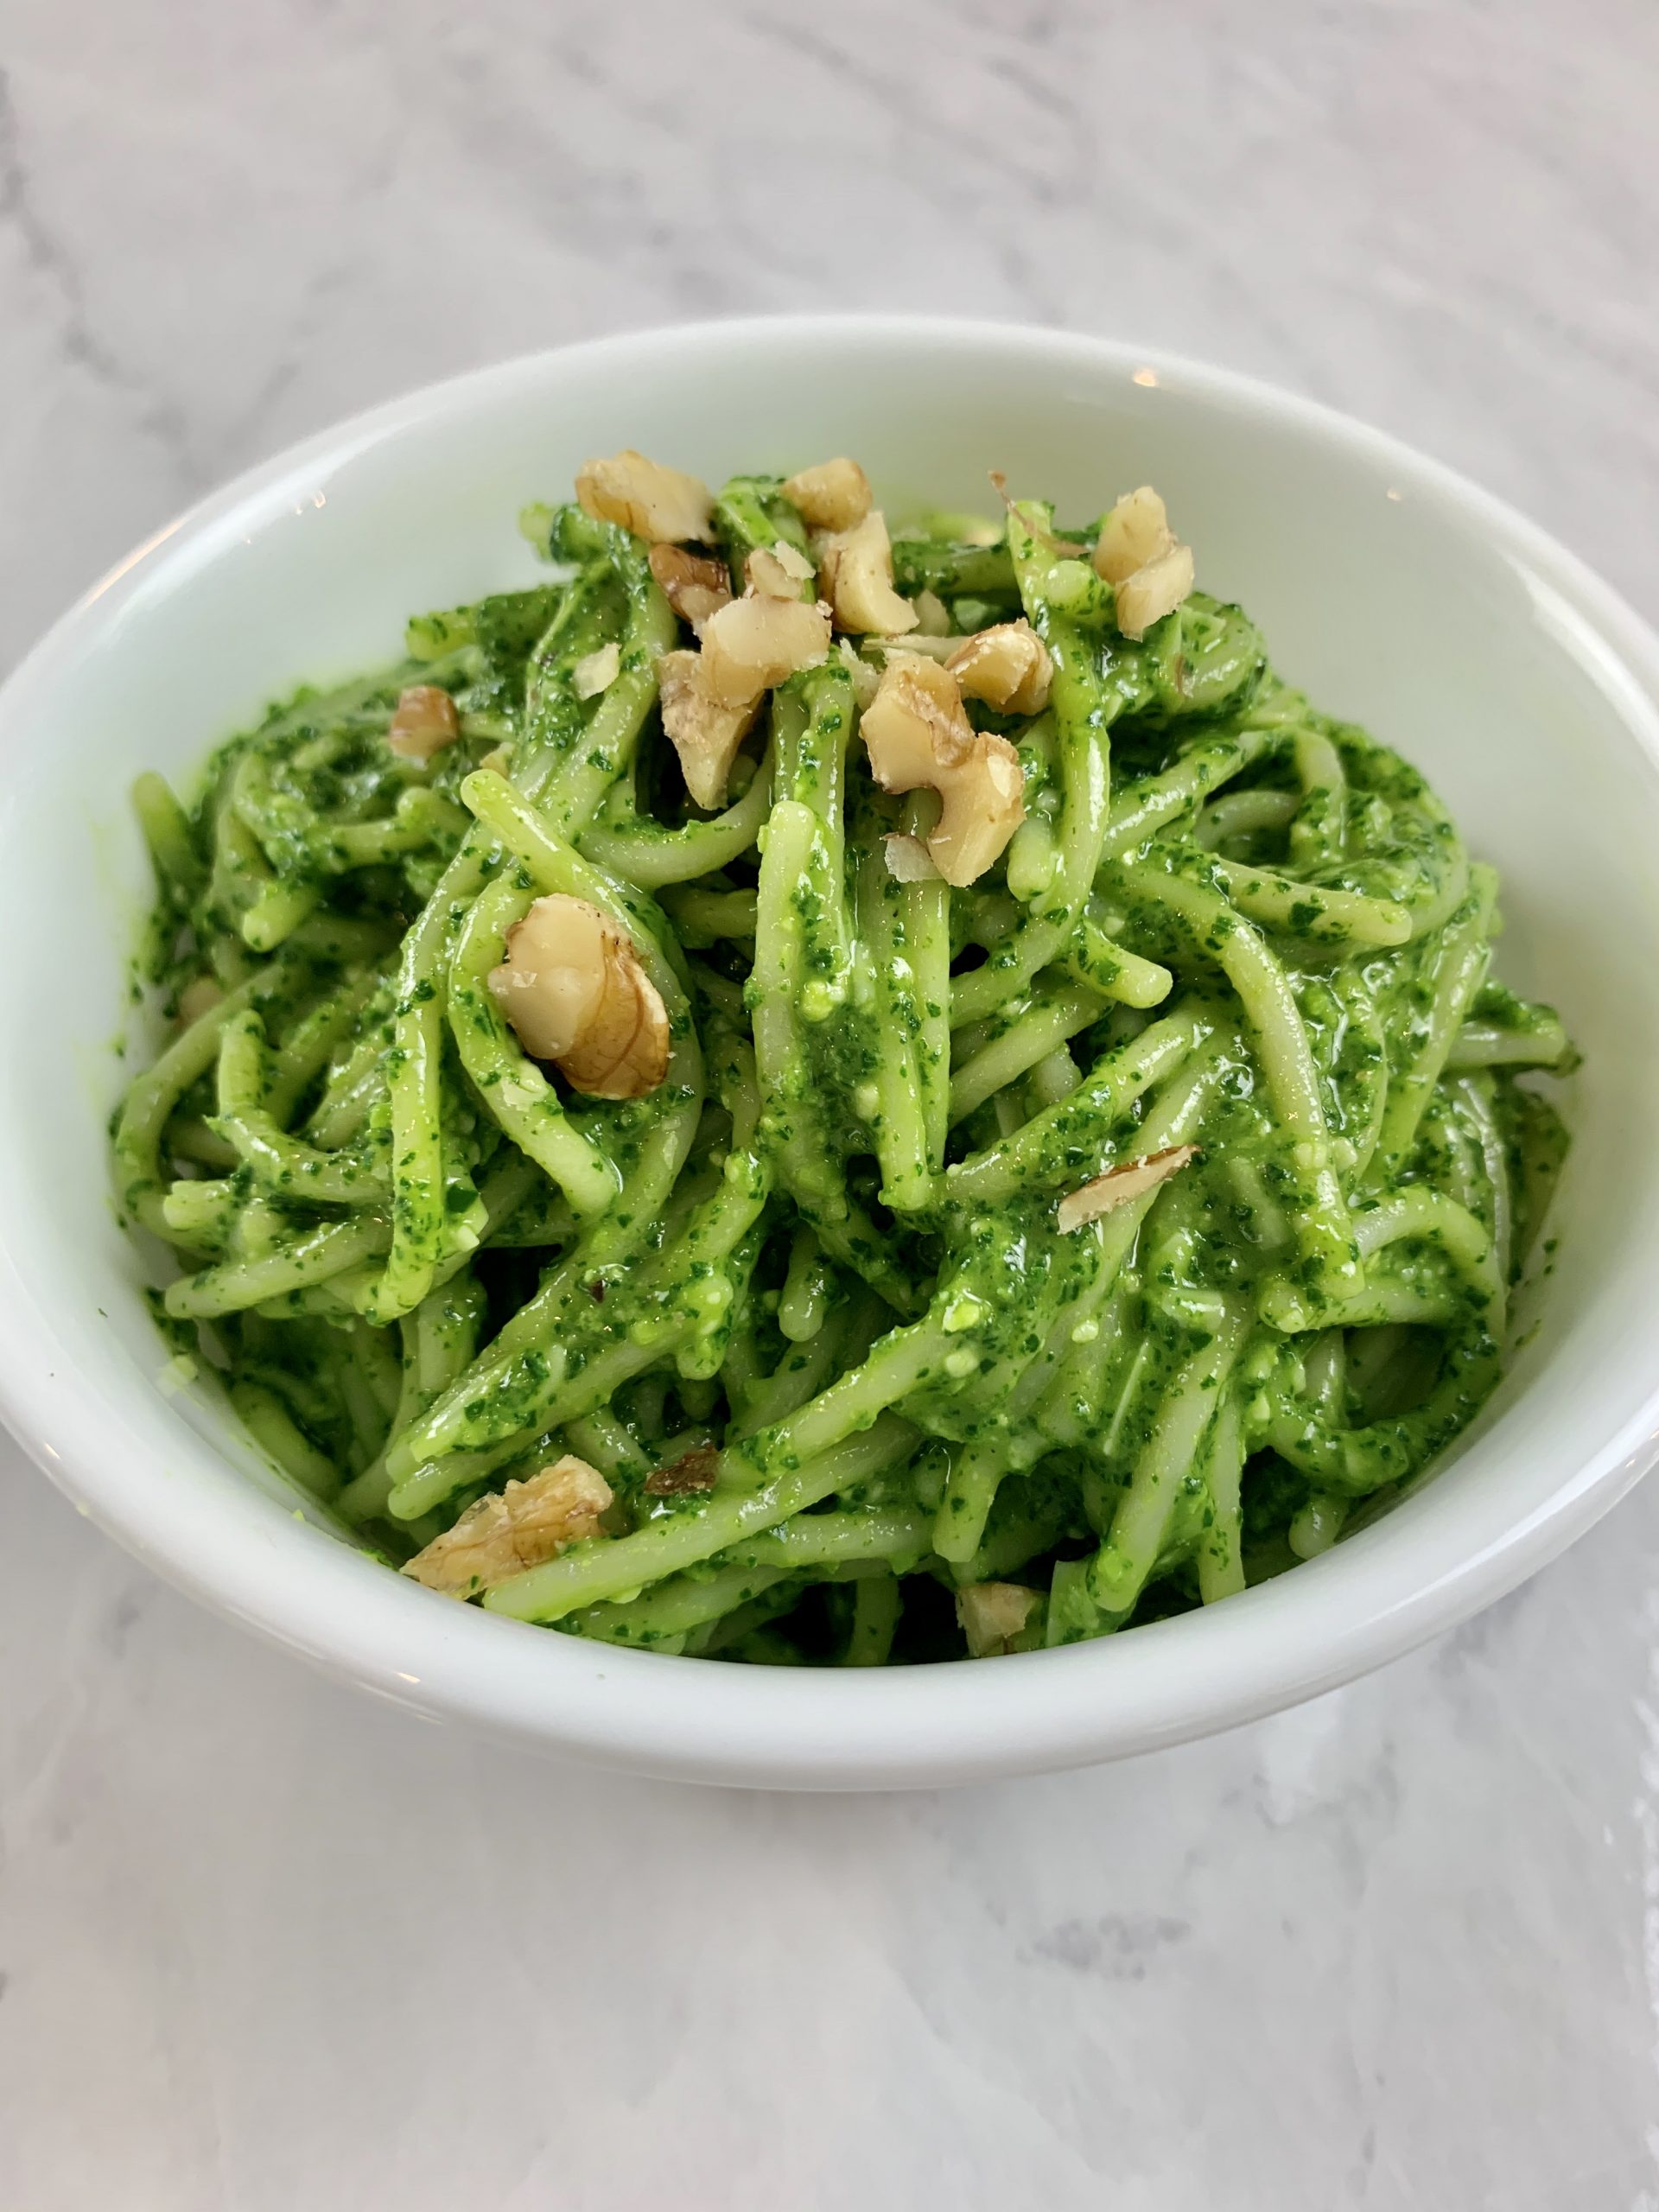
[{"xmin": 2, "ymin": 317, "xmax": 1656, "ymax": 1789}]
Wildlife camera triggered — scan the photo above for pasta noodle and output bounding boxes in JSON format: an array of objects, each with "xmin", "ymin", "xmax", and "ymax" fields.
[{"xmin": 116, "ymin": 454, "xmax": 1574, "ymax": 1663}]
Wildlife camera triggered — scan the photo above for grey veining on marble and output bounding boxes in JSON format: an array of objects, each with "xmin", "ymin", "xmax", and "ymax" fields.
[{"xmin": 2, "ymin": 3, "xmax": 1657, "ymax": 2205}]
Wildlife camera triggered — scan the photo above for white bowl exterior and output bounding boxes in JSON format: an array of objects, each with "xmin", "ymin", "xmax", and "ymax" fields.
[{"xmin": 1, "ymin": 317, "xmax": 1656, "ymax": 1788}]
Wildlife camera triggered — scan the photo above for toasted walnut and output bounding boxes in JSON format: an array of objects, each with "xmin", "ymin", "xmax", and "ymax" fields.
[
  {"xmin": 1091, "ymin": 486, "xmax": 1195, "ymax": 640},
  {"xmin": 387, "ymin": 684, "xmax": 461, "ymax": 763},
  {"xmin": 745, "ymin": 539, "xmax": 816, "ymax": 600},
  {"xmin": 1115, "ymin": 540, "xmax": 1195, "ymax": 641},
  {"xmin": 648, "ymin": 543, "xmax": 731, "ymax": 634},
  {"xmin": 1057, "ymin": 1144, "xmax": 1198, "ymax": 1234},
  {"xmin": 658, "ymin": 649, "xmax": 761, "ymax": 810},
  {"xmin": 782, "ymin": 456, "xmax": 873, "ymax": 533},
  {"xmin": 1092, "ymin": 486, "xmax": 1174, "ymax": 584},
  {"xmin": 402, "ymin": 1456, "xmax": 613, "ymax": 1597},
  {"xmin": 699, "ymin": 591, "xmax": 832, "ymax": 708},
  {"xmin": 488, "ymin": 893, "xmax": 670, "ymax": 1099},
  {"xmin": 746, "ymin": 548, "xmax": 792, "ymax": 599},
  {"xmin": 644, "ymin": 1443, "xmax": 721, "ymax": 1497},
  {"xmin": 945, "ymin": 620, "xmax": 1053, "ymax": 715},
  {"xmin": 176, "ymin": 975, "xmax": 225, "ymax": 1027},
  {"xmin": 572, "ymin": 641, "xmax": 621, "ymax": 700},
  {"xmin": 957, "ymin": 1581, "xmax": 1041, "ymax": 1657},
  {"xmin": 864, "ymin": 654, "xmax": 971, "ymax": 777},
  {"xmin": 861, "ymin": 653, "xmax": 1024, "ymax": 887},
  {"xmin": 817, "ymin": 511, "xmax": 917, "ymax": 637},
  {"xmin": 882, "ymin": 833, "xmax": 942, "ymax": 884},
  {"xmin": 575, "ymin": 449, "xmax": 714, "ymax": 543}
]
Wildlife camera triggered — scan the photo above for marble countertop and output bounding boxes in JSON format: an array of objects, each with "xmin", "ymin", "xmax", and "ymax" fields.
[{"xmin": 3, "ymin": 3, "xmax": 1657, "ymax": 2204}]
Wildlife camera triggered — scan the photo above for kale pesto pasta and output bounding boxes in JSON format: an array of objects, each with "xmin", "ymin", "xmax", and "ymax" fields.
[{"xmin": 115, "ymin": 446, "xmax": 1574, "ymax": 1665}]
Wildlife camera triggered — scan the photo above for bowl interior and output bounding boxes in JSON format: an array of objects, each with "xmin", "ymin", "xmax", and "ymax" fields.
[{"xmin": 2, "ymin": 318, "xmax": 1656, "ymax": 1786}]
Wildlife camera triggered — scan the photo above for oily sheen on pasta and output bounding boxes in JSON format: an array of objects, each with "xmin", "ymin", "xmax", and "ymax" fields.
[{"xmin": 115, "ymin": 453, "xmax": 1573, "ymax": 1664}]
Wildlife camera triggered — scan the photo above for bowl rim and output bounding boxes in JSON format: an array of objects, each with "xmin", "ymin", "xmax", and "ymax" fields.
[{"xmin": 3, "ymin": 310, "xmax": 1658, "ymax": 1789}]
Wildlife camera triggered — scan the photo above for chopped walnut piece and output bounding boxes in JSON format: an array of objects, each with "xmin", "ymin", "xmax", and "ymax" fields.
[
  {"xmin": 1115, "ymin": 540, "xmax": 1196, "ymax": 640},
  {"xmin": 782, "ymin": 456, "xmax": 873, "ymax": 533},
  {"xmin": 404, "ymin": 1459, "xmax": 610, "ymax": 1595},
  {"xmin": 1057, "ymin": 1144, "xmax": 1198, "ymax": 1234},
  {"xmin": 861, "ymin": 653, "xmax": 1025, "ymax": 887},
  {"xmin": 176, "ymin": 975, "xmax": 225, "ymax": 1027},
  {"xmin": 945, "ymin": 620, "xmax": 1053, "ymax": 715},
  {"xmin": 402, "ymin": 1456, "xmax": 613, "ymax": 1597},
  {"xmin": 957, "ymin": 1581, "xmax": 1041, "ymax": 1657},
  {"xmin": 648, "ymin": 543, "xmax": 732, "ymax": 634},
  {"xmin": 575, "ymin": 449, "xmax": 714, "ymax": 543},
  {"xmin": 644, "ymin": 1444, "xmax": 721, "ymax": 1497},
  {"xmin": 882, "ymin": 832, "xmax": 942, "ymax": 884},
  {"xmin": 488, "ymin": 893, "xmax": 670, "ymax": 1099},
  {"xmin": 572, "ymin": 641, "xmax": 622, "ymax": 700},
  {"xmin": 1092, "ymin": 486, "xmax": 1175, "ymax": 584},
  {"xmin": 387, "ymin": 684, "xmax": 461, "ymax": 763},
  {"xmin": 817, "ymin": 510, "xmax": 918, "ymax": 637},
  {"xmin": 1091, "ymin": 486, "xmax": 1196, "ymax": 640},
  {"xmin": 658, "ymin": 648, "xmax": 761, "ymax": 810},
  {"xmin": 745, "ymin": 541, "xmax": 815, "ymax": 600},
  {"xmin": 699, "ymin": 592, "xmax": 832, "ymax": 708}
]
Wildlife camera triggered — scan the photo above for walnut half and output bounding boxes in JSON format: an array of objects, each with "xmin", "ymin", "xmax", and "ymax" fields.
[
  {"xmin": 861, "ymin": 653, "xmax": 1025, "ymax": 887},
  {"xmin": 488, "ymin": 893, "xmax": 670, "ymax": 1099},
  {"xmin": 402, "ymin": 1456, "xmax": 613, "ymax": 1597}
]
